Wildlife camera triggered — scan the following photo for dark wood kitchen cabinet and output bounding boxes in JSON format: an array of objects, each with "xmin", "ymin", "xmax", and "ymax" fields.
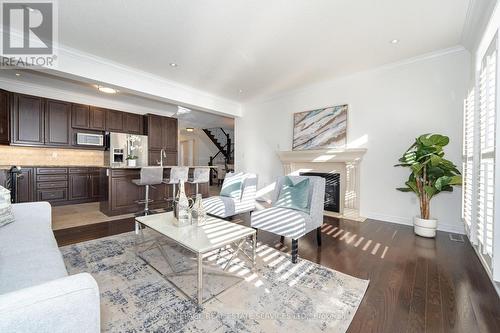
[
  {"xmin": 89, "ymin": 106, "xmax": 106, "ymax": 130},
  {"xmin": 68, "ymin": 173, "xmax": 90, "ymax": 200},
  {"xmin": 72, "ymin": 104, "xmax": 106, "ymax": 131},
  {"xmin": 146, "ymin": 114, "xmax": 163, "ymax": 150},
  {"xmin": 45, "ymin": 99, "xmax": 71, "ymax": 146},
  {"xmin": 12, "ymin": 167, "xmax": 102, "ymax": 206},
  {"xmin": 68, "ymin": 168, "xmax": 102, "ymax": 202},
  {"xmin": 106, "ymin": 109, "xmax": 124, "ymax": 132},
  {"xmin": 0, "ymin": 90, "xmax": 9, "ymax": 145},
  {"xmin": 90, "ymin": 172, "xmax": 101, "ymax": 199},
  {"xmin": 148, "ymin": 150, "xmax": 177, "ymax": 166},
  {"xmin": 15, "ymin": 167, "xmax": 34, "ymax": 203},
  {"xmin": 11, "ymin": 93, "xmax": 44, "ymax": 145},
  {"xmin": 145, "ymin": 114, "xmax": 178, "ymax": 166},
  {"xmin": 123, "ymin": 112, "xmax": 143, "ymax": 134},
  {"xmin": 71, "ymin": 104, "xmax": 90, "ymax": 129},
  {"xmin": 108, "ymin": 169, "xmax": 142, "ymax": 214},
  {"xmin": 162, "ymin": 117, "xmax": 178, "ymax": 151}
]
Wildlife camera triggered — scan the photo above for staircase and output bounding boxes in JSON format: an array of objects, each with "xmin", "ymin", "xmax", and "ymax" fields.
[{"xmin": 203, "ymin": 128, "xmax": 234, "ymax": 165}]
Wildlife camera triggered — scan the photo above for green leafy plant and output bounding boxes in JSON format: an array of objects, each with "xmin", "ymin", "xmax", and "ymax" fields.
[
  {"xmin": 395, "ymin": 134, "xmax": 462, "ymax": 220},
  {"xmin": 126, "ymin": 155, "xmax": 138, "ymax": 160}
]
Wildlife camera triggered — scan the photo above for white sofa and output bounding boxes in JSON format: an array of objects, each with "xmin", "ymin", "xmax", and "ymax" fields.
[{"xmin": 0, "ymin": 202, "xmax": 100, "ymax": 333}]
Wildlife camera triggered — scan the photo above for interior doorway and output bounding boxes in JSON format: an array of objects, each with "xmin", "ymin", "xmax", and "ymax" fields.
[{"xmin": 180, "ymin": 139, "xmax": 195, "ymax": 166}]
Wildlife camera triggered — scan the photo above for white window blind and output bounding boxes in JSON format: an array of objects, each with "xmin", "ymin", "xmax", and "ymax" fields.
[
  {"xmin": 463, "ymin": 88, "xmax": 476, "ymax": 243},
  {"xmin": 477, "ymin": 38, "xmax": 497, "ymax": 261}
]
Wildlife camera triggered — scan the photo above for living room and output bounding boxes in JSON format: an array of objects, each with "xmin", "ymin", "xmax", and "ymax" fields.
[{"xmin": 1, "ymin": 1, "xmax": 500, "ymax": 332}]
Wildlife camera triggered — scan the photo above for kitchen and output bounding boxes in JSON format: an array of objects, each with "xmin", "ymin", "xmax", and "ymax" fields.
[{"xmin": 0, "ymin": 87, "xmax": 216, "ymax": 238}]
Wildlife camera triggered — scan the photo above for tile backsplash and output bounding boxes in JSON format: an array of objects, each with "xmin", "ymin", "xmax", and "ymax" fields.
[{"xmin": 0, "ymin": 146, "xmax": 105, "ymax": 166}]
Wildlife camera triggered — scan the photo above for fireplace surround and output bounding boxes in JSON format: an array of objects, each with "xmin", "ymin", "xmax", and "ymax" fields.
[{"xmin": 277, "ymin": 148, "xmax": 367, "ymax": 220}]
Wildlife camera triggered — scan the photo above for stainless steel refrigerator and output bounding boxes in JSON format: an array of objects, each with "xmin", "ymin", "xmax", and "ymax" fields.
[{"xmin": 105, "ymin": 132, "xmax": 148, "ymax": 168}]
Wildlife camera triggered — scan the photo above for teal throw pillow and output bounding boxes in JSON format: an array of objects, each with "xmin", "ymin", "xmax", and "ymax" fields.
[
  {"xmin": 274, "ymin": 177, "xmax": 310, "ymax": 213},
  {"xmin": 220, "ymin": 177, "xmax": 244, "ymax": 198}
]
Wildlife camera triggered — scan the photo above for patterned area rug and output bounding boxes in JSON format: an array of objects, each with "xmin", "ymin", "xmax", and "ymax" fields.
[{"xmin": 60, "ymin": 230, "xmax": 369, "ymax": 332}]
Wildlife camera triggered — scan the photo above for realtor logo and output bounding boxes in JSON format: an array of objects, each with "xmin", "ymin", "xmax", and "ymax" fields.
[{"xmin": 1, "ymin": 0, "xmax": 57, "ymax": 67}]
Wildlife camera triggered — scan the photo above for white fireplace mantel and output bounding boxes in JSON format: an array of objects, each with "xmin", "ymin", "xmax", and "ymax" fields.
[
  {"xmin": 277, "ymin": 148, "xmax": 367, "ymax": 221},
  {"xmin": 277, "ymin": 148, "xmax": 367, "ymax": 164}
]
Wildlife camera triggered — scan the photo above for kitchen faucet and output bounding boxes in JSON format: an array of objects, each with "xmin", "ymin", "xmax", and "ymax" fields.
[{"xmin": 159, "ymin": 148, "xmax": 166, "ymax": 166}]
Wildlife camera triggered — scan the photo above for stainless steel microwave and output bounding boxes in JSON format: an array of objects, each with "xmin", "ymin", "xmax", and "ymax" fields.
[{"xmin": 76, "ymin": 132, "xmax": 104, "ymax": 146}]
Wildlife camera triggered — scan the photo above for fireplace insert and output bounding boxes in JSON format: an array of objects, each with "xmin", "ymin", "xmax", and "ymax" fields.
[{"xmin": 300, "ymin": 172, "xmax": 340, "ymax": 213}]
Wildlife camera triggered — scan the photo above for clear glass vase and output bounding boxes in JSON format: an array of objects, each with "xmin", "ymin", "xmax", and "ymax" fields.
[
  {"xmin": 191, "ymin": 194, "xmax": 207, "ymax": 226},
  {"xmin": 173, "ymin": 181, "xmax": 191, "ymax": 227}
]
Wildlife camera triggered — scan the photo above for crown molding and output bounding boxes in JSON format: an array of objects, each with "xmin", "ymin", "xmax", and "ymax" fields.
[{"xmin": 461, "ymin": 0, "xmax": 497, "ymax": 52}]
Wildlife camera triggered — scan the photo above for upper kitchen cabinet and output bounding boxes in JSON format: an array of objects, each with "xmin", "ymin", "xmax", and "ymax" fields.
[
  {"xmin": 71, "ymin": 104, "xmax": 90, "ymax": 129},
  {"xmin": 0, "ymin": 90, "xmax": 9, "ymax": 145},
  {"xmin": 145, "ymin": 114, "xmax": 178, "ymax": 152},
  {"xmin": 123, "ymin": 112, "xmax": 143, "ymax": 134},
  {"xmin": 106, "ymin": 109, "xmax": 123, "ymax": 132},
  {"xmin": 72, "ymin": 104, "xmax": 107, "ymax": 131},
  {"xmin": 11, "ymin": 93, "xmax": 45, "ymax": 146},
  {"xmin": 89, "ymin": 106, "xmax": 106, "ymax": 130},
  {"xmin": 162, "ymin": 117, "xmax": 178, "ymax": 151},
  {"xmin": 146, "ymin": 114, "xmax": 163, "ymax": 150},
  {"xmin": 45, "ymin": 99, "xmax": 71, "ymax": 146}
]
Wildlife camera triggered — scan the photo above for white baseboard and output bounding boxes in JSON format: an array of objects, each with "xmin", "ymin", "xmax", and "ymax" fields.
[{"xmin": 363, "ymin": 212, "xmax": 466, "ymax": 235}]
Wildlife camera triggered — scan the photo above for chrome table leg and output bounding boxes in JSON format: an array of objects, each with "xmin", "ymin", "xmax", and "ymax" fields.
[{"xmin": 197, "ymin": 253, "xmax": 203, "ymax": 305}]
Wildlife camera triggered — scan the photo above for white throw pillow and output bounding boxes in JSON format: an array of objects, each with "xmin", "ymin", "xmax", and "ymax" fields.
[{"xmin": 0, "ymin": 186, "xmax": 15, "ymax": 228}]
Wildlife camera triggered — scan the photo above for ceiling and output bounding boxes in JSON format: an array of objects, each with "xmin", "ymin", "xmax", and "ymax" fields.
[
  {"xmin": 0, "ymin": 69, "xmax": 234, "ymax": 129},
  {"xmin": 58, "ymin": 0, "xmax": 473, "ymax": 102}
]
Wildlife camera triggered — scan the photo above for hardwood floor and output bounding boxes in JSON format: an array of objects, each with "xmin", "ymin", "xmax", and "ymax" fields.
[{"xmin": 54, "ymin": 214, "xmax": 500, "ymax": 332}]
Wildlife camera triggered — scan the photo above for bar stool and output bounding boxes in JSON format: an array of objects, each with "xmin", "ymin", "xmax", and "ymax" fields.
[
  {"xmin": 187, "ymin": 168, "xmax": 210, "ymax": 196},
  {"xmin": 132, "ymin": 166, "xmax": 164, "ymax": 233},
  {"xmin": 163, "ymin": 166, "xmax": 189, "ymax": 200}
]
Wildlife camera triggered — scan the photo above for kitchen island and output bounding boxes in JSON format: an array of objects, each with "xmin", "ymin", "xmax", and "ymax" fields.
[{"xmin": 99, "ymin": 166, "xmax": 214, "ymax": 216}]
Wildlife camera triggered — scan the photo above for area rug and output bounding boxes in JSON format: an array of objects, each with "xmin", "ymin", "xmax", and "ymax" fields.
[{"xmin": 60, "ymin": 230, "xmax": 369, "ymax": 332}]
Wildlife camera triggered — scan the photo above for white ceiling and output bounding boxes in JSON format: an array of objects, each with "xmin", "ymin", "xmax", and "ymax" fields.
[
  {"xmin": 58, "ymin": 0, "xmax": 472, "ymax": 102},
  {"xmin": 0, "ymin": 69, "xmax": 234, "ymax": 129}
]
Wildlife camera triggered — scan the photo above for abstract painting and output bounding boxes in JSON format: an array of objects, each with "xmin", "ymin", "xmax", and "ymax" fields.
[{"xmin": 293, "ymin": 104, "xmax": 348, "ymax": 150}]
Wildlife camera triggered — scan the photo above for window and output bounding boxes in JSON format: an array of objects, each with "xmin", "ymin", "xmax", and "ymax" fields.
[{"xmin": 477, "ymin": 39, "xmax": 496, "ymax": 262}]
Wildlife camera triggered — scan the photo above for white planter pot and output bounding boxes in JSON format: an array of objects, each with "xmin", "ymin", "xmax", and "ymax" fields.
[
  {"xmin": 413, "ymin": 216, "xmax": 438, "ymax": 238},
  {"xmin": 127, "ymin": 159, "xmax": 137, "ymax": 167}
]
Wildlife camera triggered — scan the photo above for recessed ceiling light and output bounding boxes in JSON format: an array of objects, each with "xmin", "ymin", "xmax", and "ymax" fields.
[
  {"xmin": 186, "ymin": 127, "xmax": 194, "ymax": 132},
  {"xmin": 15, "ymin": 73, "xmax": 21, "ymax": 77},
  {"xmin": 97, "ymin": 85, "xmax": 118, "ymax": 94},
  {"xmin": 390, "ymin": 39, "xmax": 399, "ymax": 44},
  {"xmin": 238, "ymin": 89, "xmax": 243, "ymax": 93},
  {"xmin": 169, "ymin": 63, "xmax": 178, "ymax": 67}
]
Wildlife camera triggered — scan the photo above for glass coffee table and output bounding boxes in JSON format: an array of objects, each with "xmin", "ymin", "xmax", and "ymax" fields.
[{"xmin": 135, "ymin": 212, "xmax": 257, "ymax": 305}]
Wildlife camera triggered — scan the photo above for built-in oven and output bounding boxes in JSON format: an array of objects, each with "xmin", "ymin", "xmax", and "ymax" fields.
[{"xmin": 76, "ymin": 132, "xmax": 104, "ymax": 146}]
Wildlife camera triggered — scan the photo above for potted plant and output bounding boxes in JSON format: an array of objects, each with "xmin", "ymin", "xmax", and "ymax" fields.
[
  {"xmin": 395, "ymin": 134, "xmax": 462, "ymax": 238},
  {"xmin": 126, "ymin": 154, "xmax": 138, "ymax": 167}
]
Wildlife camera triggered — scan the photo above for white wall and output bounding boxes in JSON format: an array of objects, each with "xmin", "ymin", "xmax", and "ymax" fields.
[{"xmin": 236, "ymin": 48, "xmax": 471, "ymax": 234}]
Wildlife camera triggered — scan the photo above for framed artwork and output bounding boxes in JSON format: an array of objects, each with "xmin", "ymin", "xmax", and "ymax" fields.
[{"xmin": 292, "ymin": 104, "xmax": 348, "ymax": 150}]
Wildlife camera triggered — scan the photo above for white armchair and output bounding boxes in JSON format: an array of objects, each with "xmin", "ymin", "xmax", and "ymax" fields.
[
  {"xmin": 251, "ymin": 175, "xmax": 326, "ymax": 263},
  {"xmin": 204, "ymin": 172, "xmax": 257, "ymax": 218}
]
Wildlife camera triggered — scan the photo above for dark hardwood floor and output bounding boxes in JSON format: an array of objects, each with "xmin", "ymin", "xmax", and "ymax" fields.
[{"xmin": 54, "ymin": 214, "xmax": 500, "ymax": 332}]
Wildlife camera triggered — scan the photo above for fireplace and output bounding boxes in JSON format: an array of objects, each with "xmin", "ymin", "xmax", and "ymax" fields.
[
  {"xmin": 300, "ymin": 172, "xmax": 340, "ymax": 213},
  {"xmin": 277, "ymin": 148, "xmax": 366, "ymax": 220}
]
